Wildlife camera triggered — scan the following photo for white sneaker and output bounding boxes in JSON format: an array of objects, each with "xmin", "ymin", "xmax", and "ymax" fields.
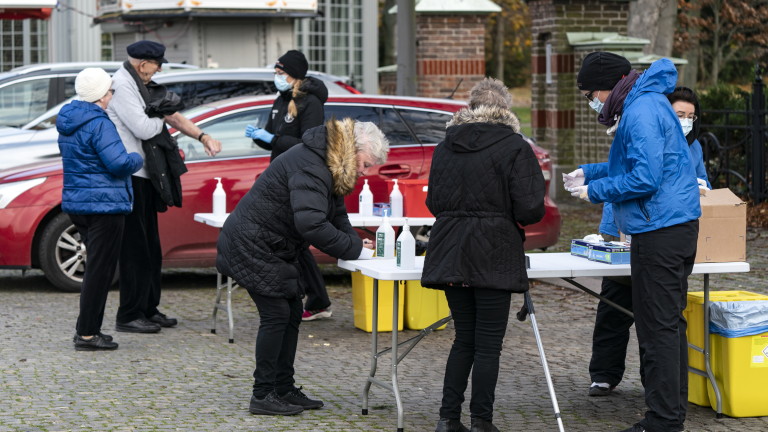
[{"xmin": 301, "ymin": 308, "xmax": 333, "ymax": 321}]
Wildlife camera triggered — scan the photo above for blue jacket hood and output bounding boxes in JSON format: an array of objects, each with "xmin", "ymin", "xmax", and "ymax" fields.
[
  {"xmin": 623, "ymin": 58, "xmax": 678, "ymax": 108},
  {"xmin": 57, "ymin": 100, "xmax": 108, "ymax": 137}
]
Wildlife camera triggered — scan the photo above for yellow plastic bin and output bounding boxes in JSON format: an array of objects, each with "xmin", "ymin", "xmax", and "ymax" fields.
[
  {"xmin": 405, "ymin": 281, "xmax": 450, "ymax": 330},
  {"xmin": 351, "ymin": 272, "xmax": 404, "ymax": 332},
  {"xmin": 685, "ymin": 291, "xmax": 768, "ymax": 411}
]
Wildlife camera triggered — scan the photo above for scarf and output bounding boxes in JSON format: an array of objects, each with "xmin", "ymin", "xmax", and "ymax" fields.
[{"xmin": 598, "ymin": 69, "xmax": 641, "ymax": 128}]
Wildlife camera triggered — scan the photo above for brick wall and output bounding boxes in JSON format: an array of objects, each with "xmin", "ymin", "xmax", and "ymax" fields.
[
  {"xmin": 529, "ymin": 0, "xmax": 629, "ymax": 180},
  {"xmin": 380, "ymin": 14, "xmax": 489, "ymax": 98}
]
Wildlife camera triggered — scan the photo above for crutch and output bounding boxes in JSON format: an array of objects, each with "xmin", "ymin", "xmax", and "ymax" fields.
[{"xmin": 517, "ymin": 291, "xmax": 565, "ymax": 432}]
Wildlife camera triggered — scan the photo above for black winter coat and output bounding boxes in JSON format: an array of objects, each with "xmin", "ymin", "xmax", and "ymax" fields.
[
  {"xmin": 217, "ymin": 118, "xmax": 363, "ymax": 299},
  {"xmin": 420, "ymin": 105, "xmax": 546, "ymax": 293},
  {"xmin": 254, "ymin": 76, "xmax": 328, "ymax": 161}
]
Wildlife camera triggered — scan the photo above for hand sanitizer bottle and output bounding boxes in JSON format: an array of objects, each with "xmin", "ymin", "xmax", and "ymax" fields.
[
  {"xmin": 390, "ymin": 179, "xmax": 403, "ymax": 218},
  {"xmin": 396, "ymin": 219, "xmax": 415, "ymax": 269},
  {"xmin": 375, "ymin": 215, "xmax": 395, "ymax": 258},
  {"xmin": 359, "ymin": 179, "xmax": 373, "ymax": 216},
  {"xmin": 213, "ymin": 177, "xmax": 226, "ymax": 216}
]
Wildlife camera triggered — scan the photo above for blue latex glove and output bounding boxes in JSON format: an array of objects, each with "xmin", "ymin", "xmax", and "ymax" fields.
[
  {"xmin": 244, "ymin": 124, "xmax": 257, "ymax": 138},
  {"xmin": 252, "ymin": 128, "xmax": 274, "ymax": 143}
]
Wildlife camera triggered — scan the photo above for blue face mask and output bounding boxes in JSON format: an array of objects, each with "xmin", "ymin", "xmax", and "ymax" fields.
[
  {"xmin": 680, "ymin": 118, "xmax": 693, "ymax": 136},
  {"xmin": 274, "ymin": 74, "xmax": 292, "ymax": 92},
  {"xmin": 589, "ymin": 97, "xmax": 604, "ymax": 114}
]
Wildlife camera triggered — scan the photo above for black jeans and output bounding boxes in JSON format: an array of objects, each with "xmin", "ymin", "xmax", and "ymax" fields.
[
  {"xmin": 69, "ymin": 213, "xmax": 125, "ymax": 336},
  {"xmin": 249, "ymin": 291, "xmax": 303, "ymax": 397},
  {"xmin": 589, "ymin": 276, "xmax": 635, "ymax": 386},
  {"xmin": 440, "ymin": 286, "xmax": 512, "ymax": 422},
  {"xmin": 117, "ymin": 176, "xmax": 163, "ymax": 323},
  {"xmin": 632, "ymin": 220, "xmax": 698, "ymax": 432},
  {"xmin": 299, "ymin": 247, "xmax": 331, "ymax": 311}
]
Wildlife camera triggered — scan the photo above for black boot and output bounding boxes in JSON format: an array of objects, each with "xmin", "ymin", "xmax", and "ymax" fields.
[
  {"xmin": 470, "ymin": 417, "xmax": 500, "ymax": 432},
  {"xmin": 435, "ymin": 417, "xmax": 469, "ymax": 432}
]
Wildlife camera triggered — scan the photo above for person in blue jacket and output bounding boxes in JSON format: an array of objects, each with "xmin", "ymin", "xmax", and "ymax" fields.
[
  {"xmin": 577, "ymin": 86, "xmax": 711, "ymax": 400},
  {"xmin": 57, "ymin": 67, "xmax": 143, "ymax": 351},
  {"xmin": 566, "ymin": 52, "xmax": 701, "ymax": 432}
]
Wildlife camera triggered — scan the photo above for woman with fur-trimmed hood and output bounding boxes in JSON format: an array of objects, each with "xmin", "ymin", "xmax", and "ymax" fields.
[
  {"xmin": 422, "ymin": 78, "xmax": 545, "ymax": 432},
  {"xmin": 217, "ymin": 119, "xmax": 388, "ymax": 416}
]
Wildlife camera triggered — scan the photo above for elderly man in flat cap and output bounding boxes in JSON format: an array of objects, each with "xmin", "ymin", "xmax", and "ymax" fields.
[
  {"xmin": 108, "ymin": 40, "xmax": 221, "ymax": 334},
  {"xmin": 565, "ymin": 52, "xmax": 700, "ymax": 432}
]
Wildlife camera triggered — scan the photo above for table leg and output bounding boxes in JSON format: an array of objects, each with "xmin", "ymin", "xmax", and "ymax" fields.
[
  {"xmin": 362, "ymin": 277, "xmax": 379, "ymax": 415},
  {"xmin": 392, "ymin": 279, "xmax": 404, "ymax": 432},
  {"xmin": 211, "ymin": 272, "xmax": 224, "ymax": 334},
  {"xmin": 702, "ymin": 274, "xmax": 723, "ymax": 417},
  {"xmin": 226, "ymin": 276, "xmax": 235, "ymax": 343}
]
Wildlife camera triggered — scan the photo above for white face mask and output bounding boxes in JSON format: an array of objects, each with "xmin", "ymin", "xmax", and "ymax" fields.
[
  {"xmin": 680, "ymin": 118, "xmax": 693, "ymax": 136},
  {"xmin": 274, "ymin": 74, "xmax": 292, "ymax": 92},
  {"xmin": 589, "ymin": 97, "xmax": 604, "ymax": 114}
]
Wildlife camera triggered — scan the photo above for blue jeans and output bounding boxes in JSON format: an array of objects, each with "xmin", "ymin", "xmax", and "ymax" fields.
[{"xmin": 439, "ymin": 286, "xmax": 512, "ymax": 422}]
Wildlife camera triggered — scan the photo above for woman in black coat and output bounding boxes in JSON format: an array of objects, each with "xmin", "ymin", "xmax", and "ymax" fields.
[
  {"xmin": 244, "ymin": 49, "xmax": 333, "ymax": 321},
  {"xmin": 421, "ymin": 78, "xmax": 546, "ymax": 432},
  {"xmin": 218, "ymin": 119, "xmax": 388, "ymax": 416}
]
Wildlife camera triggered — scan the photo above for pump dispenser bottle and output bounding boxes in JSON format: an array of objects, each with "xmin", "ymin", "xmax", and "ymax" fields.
[
  {"xmin": 359, "ymin": 179, "xmax": 373, "ymax": 216},
  {"xmin": 375, "ymin": 215, "xmax": 395, "ymax": 258},
  {"xmin": 213, "ymin": 177, "xmax": 226, "ymax": 216},
  {"xmin": 390, "ymin": 179, "xmax": 403, "ymax": 218},
  {"xmin": 396, "ymin": 219, "xmax": 416, "ymax": 269}
]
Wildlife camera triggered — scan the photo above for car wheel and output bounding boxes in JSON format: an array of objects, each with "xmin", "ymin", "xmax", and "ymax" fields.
[{"xmin": 39, "ymin": 213, "xmax": 84, "ymax": 292}]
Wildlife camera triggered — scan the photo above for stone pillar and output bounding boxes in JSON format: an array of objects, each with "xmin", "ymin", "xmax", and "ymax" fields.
[
  {"xmin": 415, "ymin": 14, "xmax": 489, "ymax": 99},
  {"xmin": 528, "ymin": 0, "xmax": 630, "ymax": 182}
]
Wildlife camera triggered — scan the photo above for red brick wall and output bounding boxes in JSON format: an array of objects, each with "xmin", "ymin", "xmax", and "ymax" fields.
[
  {"xmin": 379, "ymin": 14, "xmax": 489, "ymax": 98},
  {"xmin": 529, "ymin": 0, "xmax": 630, "ymax": 177}
]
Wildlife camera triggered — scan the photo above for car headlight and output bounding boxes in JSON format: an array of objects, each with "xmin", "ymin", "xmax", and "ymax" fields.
[{"xmin": 0, "ymin": 177, "xmax": 46, "ymax": 209}]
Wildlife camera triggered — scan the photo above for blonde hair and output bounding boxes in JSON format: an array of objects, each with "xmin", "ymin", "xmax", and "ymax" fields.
[{"xmin": 287, "ymin": 78, "xmax": 306, "ymax": 118}]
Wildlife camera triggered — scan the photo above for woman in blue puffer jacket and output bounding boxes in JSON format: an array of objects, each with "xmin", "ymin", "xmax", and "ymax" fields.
[{"xmin": 57, "ymin": 67, "xmax": 143, "ymax": 352}]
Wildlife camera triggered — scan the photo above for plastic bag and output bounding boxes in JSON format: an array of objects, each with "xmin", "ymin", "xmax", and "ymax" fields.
[{"xmin": 709, "ymin": 300, "xmax": 768, "ymax": 338}]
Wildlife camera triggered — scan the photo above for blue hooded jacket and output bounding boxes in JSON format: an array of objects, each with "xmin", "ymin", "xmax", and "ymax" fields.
[
  {"xmin": 580, "ymin": 59, "xmax": 701, "ymax": 235},
  {"xmin": 57, "ymin": 99, "xmax": 143, "ymax": 215}
]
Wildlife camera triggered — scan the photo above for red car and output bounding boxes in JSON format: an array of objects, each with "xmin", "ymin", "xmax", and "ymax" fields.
[{"xmin": 0, "ymin": 94, "xmax": 561, "ymax": 292}]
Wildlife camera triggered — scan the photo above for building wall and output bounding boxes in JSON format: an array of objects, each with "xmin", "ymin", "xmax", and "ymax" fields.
[
  {"xmin": 529, "ymin": 0, "xmax": 629, "ymax": 181},
  {"xmin": 49, "ymin": 0, "xmax": 101, "ymax": 63}
]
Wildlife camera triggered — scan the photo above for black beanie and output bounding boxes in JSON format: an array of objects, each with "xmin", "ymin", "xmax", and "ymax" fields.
[
  {"xmin": 577, "ymin": 52, "xmax": 632, "ymax": 91},
  {"xmin": 275, "ymin": 50, "xmax": 308, "ymax": 80}
]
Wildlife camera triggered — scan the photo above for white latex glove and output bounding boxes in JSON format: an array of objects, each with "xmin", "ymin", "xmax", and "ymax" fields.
[
  {"xmin": 569, "ymin": 185, "xmax": 590, "ymax": 201},
  {"xmin": 697, "ymin": 178, "xmax": 710, "ymax": 191},
  {"xmin": 562, "ymin": 168, "xmax": 585, "ymax": 191}
]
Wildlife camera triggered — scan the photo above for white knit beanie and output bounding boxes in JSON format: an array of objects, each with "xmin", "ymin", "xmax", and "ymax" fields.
[{"xmin": 75, "ymin": 68, "xmax": 112, "ymax": 103}]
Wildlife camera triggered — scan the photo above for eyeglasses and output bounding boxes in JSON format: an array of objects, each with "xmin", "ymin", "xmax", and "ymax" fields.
[
  {"xmin": 144, "ymin": 59, "xmax": 162, "ymax": 68},
  {"xmin": 109, "ymin": 89, "xmax": 115, "ymax": 94},
  {"xmin": 676, "ymin": 112, "xmax": 697, "ymax": 122},
  {"xmin": 584, "ymin": 90, "xmax": 595, "ymax": 101}
]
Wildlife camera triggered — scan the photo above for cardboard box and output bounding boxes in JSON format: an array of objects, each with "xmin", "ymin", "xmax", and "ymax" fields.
[
  {"xmin": 588, "ymin": 242, "xmax": 631, "ymax": 264},
  {"xmin": 696, "ymin": 188, "xmax": 747, "ymax": 263}
]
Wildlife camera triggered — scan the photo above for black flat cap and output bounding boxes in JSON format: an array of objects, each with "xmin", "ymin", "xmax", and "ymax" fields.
[{"xmin": 127, "ymin": 40, "xmax": 168, "ymax": 64}]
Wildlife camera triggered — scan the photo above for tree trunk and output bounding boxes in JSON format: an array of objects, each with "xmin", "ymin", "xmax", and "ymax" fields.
[
  {"xmin": 681, "ymin": 5, "xmax": 701, "ymax": 87},
  {"xmin": 495, "ymin": 11, "xmax": 504, "ymax": 81},
  {"xmin": 628, "ymin": 0, "xmax": 676, "ymax": 56}
]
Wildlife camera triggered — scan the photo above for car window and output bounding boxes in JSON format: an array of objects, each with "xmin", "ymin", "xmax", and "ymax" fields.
[
  {"xmin": 62, "ymin": 76, "xmax": 77, "ymax": 101},
  {"xmin": 0, "ymin": 78, "xmax": 51, "ymax": 127},
  {"xmin": 175, "ymin": 108, "xmax": 271, "ymax": 161},
  {"xmin": 164, "ymin": 81, "xmax": 277, "ymax": 110},
  {"xmin": 324, "ymin": 105, "xmax": 415, "ymax": 147},
  {"xmin": 396, "ymin": 108, "xmax": 451, "ymax": 144}
]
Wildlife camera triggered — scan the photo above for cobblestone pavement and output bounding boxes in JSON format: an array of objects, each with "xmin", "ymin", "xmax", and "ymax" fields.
[{"xmin": 1, "ymin": 227, "xmax": 766, "ymax": 432}]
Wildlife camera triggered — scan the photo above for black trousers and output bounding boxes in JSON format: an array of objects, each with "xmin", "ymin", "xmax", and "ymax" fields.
[
  {"xmin": 299, "ymin": 247, "xmax": 331, "ymax": 311},
  {"xmin": 117, "ymin": 176, "xmax": 163, "ymax": 323},
  {"xmin": 632, "ymin": 220, "xmax": 698, "ymax": 432},
  {"xmin": 589, "ymin": 276, "xmax": 635, "ymax": 386},
  {"xmin": 249, "ymin": 291, "xmax": 303, "ymax": 397},
  {"xmin": 440, "ymin": 286, "xmax": 512, "ymax": 422},
  {"xmin": 69, "ymin": 213, "xmax": 125, "ymax": 336}
]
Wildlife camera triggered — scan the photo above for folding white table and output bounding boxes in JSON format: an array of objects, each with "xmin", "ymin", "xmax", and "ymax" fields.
[
  {"xmin": 193, "ymin": 212, "xmax": 436, "ymax": 343},
  {"xmin": 338, "ymin": 253, "xmax": 750, "ymax": 430}
]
